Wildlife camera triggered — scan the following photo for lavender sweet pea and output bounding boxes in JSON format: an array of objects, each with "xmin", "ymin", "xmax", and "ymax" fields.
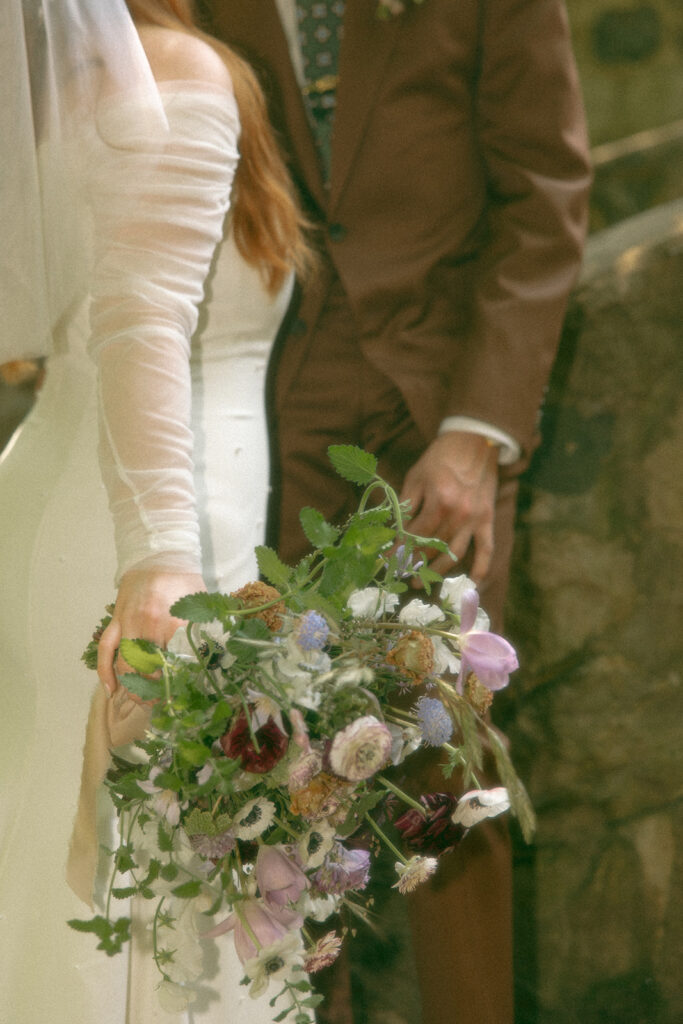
[
  {"xmin": 457, "ymin": 590, "xmax": 518, "ymax": 693},
  {"xmin": 255, "ymin": 845, "xmax": 309, "ymax": 914}
]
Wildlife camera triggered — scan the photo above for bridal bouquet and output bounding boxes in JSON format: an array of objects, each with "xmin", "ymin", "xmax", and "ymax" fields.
[{"xmin": 71, "ymin": 445, "xmax": 534, "ymax": 1022}]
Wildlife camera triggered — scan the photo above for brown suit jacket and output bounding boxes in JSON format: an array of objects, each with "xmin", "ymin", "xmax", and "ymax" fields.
[{"xmin": 205, "ymin": 0, "xmax": 591, "ymax": 452}]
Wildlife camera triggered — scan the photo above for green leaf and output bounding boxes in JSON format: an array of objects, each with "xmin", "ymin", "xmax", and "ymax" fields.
[
  {"xmin": 171, "ymin": 591, "xmax": 241, "ymax": 623},
  {"xmin": 328, "ymin": 444, "xmax": 378, "ymax": 485},
  {"xmin": 157, "ymin": 821, "xmax": 175, "ymax": 853},
  {"xmin": 118, "ymin": 638, "xmax": 164, "ymax": 675},
  {"xmin": 117, "ymin": 672, "xmax": 162, "ymax": 702},
  {"xmin": 111, "ymin": 886, "xmax": 138, "ymax": 899},
  {"xmin": 486, "ymin": 725, "xmax": 536, "ymax": 843},
  {"xmin": 255, "ymin": 545, "xmax": 292, "ymax": 589},
  {"xmin": 273, "ymin": 1009, "xmax": 294, "ymax": 1022},
  {"xmin": 177, "ymin": 740, "xmax": 210, "ymax": 767},
  {"xmin": 297, "ymin": 589, "xmax": 340, "ymax": 625},
  {"xmin": 336, "ymin": 789, "xmax": 385, "ymax": 837},
  {"xmin": 299, "ymin": 507, "xmax": 341, "ymax": 549},
  {"xmin": 81, "ymin": 611, "xmax": 113, "ymax": 670},
  {"xmin": 67, "ymin": 916, "xmax": 111, "ymax": 938},
  {"xmin": 172, "ymin": 880, "xmax": 203, "ymax": 899},
  {"xmin": 409, "ymin": 534, "xmax": 452, "ymax": 555},
  {"xmin": 184, "ymin": 807, "xmax": 233, "ymax": 837},
  {"xmin": 160, "ymin": 862, "xmax": 180, "ymax": 882}
]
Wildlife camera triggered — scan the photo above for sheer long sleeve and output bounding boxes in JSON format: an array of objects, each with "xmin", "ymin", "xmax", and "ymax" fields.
[{"xmin": 87, "ymin": 87, "xmax": 240, "ymax": 583}]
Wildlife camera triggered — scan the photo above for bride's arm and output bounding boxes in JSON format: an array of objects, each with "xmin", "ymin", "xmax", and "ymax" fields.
[{"xmin": 89, "ymin": 36, "xmax": 239, "ymax": 693}]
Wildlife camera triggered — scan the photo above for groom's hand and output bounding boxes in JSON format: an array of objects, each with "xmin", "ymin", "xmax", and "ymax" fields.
[{"xmin": 399, "ymin": 431, "xmax": 499, "ymax": 584}]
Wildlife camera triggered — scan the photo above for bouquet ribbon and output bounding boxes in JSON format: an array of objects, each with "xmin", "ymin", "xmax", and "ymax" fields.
[{"xmin": 67, "ymin": 686, "xmax": 150, "ymax": 907}]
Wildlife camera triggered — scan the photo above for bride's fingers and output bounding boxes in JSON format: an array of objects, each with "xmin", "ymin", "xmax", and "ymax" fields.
[{"xmin": 97, "ymin": 619, "xmax": 122, "ymax": 696}]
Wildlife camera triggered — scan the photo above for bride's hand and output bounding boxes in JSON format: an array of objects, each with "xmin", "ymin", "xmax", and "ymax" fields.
[{"xmin": 97, "ymin": 569, "xmax": 206, "ymax": 696}]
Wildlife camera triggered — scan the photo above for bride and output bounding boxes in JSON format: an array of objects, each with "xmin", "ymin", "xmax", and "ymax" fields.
[{"xmin": 0, "ymin": 0, "xmax": 310, "ymax": 1020}]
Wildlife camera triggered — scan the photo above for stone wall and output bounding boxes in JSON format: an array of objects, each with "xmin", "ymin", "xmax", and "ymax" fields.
[
  {"xmin": 566, "ymin": 0, "xmax": 683, "ymax": 147},
  {"xmin": 501, "ymin": 200, "xmax": 683, "ymax": 1024}
]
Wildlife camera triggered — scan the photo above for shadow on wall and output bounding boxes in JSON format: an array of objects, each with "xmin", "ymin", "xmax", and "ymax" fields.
[{"xmin": 500, "ymin": 199, "xmax": 683, "ymax": 1024}]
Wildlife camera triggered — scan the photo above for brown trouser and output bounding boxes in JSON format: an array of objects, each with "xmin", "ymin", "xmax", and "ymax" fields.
[{"xmin": 266, "ymin": 276, "xmax": 516, "ymax": 1024}]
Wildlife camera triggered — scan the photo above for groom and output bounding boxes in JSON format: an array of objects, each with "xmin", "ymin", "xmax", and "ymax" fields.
[{"xmin": 202, "ymin": 0, "xmax": 591, "ymax": 1021}]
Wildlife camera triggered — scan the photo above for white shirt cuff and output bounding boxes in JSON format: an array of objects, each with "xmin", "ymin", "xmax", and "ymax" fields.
[{"xmin": 438, "ymin": 416, "xmax": 521, "ymax": 465}]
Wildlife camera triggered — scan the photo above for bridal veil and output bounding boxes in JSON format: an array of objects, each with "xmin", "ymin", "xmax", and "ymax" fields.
[{"xmin": 0, "ymin": 0, "xmax": 168, "ymax": 365}]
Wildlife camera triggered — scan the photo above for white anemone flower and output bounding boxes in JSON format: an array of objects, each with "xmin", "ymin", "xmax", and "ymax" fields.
[
  {"xmin": 297, "ymin": 820, "xmax": 337, "ymax": 869},
  {"xmin": 451, "ymin": 787, "xmax": 510, "ymax": 827},
  {"xmin": 232, "ymin": 798, "xmax": 276, "ymax": 840},
  {"xmin": 243, "ymin": 930, "xmax": 306, "ymax": 998}
]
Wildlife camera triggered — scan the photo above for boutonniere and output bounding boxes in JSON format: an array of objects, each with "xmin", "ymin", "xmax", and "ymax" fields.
[{"xmin": 376, "ymin": 0, "xmax": 425, "ymax": 19}]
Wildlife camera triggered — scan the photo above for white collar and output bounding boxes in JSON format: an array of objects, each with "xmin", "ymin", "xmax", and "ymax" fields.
[{"xmin": 273, "ymin": 0, "xmax": 306, "ymax": 88}]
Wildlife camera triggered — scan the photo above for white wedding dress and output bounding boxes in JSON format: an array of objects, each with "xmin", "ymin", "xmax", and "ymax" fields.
[{"xmin": 0, "ymin": 85, "xmax": 292, "ymax": 1024}]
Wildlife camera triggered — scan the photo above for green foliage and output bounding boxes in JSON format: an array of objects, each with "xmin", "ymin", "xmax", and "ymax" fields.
[
  {"xmin": 118, "ymin": 637, "xmax": 164, "ymax": 675},
  {"xmin": 77, "ymin": 445, "xmax": 531, "ymax": 1020},
  {"xmin": 255, "ymin": 545, "xmax": 293, "ymax": 589},
  {"xmin": 327, "ymin": 444, "xmax": 378, "ymax": 485},
  {"xmin": 170, "ymin": 591, "xmax": 241, "ymax": 623},
  {"xmin": 299, "ymin": 507, "xmax": 340, "ymax": 549}
]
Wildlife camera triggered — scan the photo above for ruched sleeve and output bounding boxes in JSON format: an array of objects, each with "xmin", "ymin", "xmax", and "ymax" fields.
[{"xmin": 87, "ymin": 87, "xmax": 240, "ymax": 583}]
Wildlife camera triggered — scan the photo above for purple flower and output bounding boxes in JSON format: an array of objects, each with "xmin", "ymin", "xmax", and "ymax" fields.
[
  {"xmin": 457, "ymin": 590, "xmax": 518, "ymax": 693},
  {"xmin": 205, "ymin": 900, "xmax": 301, "ymax": 964},
  {"xmin": 295, "ymin": 611, "xmax": 330, "ymax": 651},
  {"xmin": 414, "ymin": 696, "xmax": 453, "ymax": 746},
  {"xmin": 313, "ymin": 842, "xmax": 371, "ymax": 895},
  {"xmin": 255, "ymin": 845, "xmax": 309, "ymax": 914},
  {"xmin": 394, "ymin": 793, "xmax": 465, "ymax": 856},
  {"xmin": 329, "ymin": 715, "xmax": 393, "ymax": 781}
]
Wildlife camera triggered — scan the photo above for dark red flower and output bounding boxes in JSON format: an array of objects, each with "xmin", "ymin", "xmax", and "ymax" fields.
[
  {"xmin": 220, "ymin": 711, "xmax": 288, "ymax": 774},
  {"xmin": 394, "ymin": 793, "xmax": 466, "ymax": 856}
]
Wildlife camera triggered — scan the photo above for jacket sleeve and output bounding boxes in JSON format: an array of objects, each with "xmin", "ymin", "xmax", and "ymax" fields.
[{"xmin": 446, "ymin": 0, "xmax": 592, "ymax": 455}]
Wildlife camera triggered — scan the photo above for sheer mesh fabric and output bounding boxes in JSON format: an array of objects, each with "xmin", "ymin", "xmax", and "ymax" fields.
[{"xmin": 87, "ymin": 87, "xmax": 240, "ymax": 581}]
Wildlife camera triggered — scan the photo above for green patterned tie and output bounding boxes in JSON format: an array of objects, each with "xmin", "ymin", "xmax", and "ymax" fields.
[{"xmin": 296, "ymin": 0, "xmax": 346, "ymax": 178}]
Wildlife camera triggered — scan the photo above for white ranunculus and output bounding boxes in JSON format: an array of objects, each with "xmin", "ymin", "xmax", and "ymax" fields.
[
  {"xmin": 398, "ymin": 598, "xmax": 445, "ymax": 628},
  {"xmin": 346, "ymin": 587, "xmax": 400, "ymax": 620},
  {"xmin": 329, "ymin": 715, "xmax": 393, "ymax": 780}
]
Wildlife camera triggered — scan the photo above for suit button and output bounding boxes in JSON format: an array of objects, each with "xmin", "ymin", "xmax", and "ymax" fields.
[{"xmin": 328, "ymin": 222, "xmax": 347, "ymax": 242}]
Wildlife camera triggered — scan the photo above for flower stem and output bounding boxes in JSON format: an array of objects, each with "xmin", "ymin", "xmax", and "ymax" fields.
[
  {"xmin": 364, "ymin": 814, "xmax": 407, "ymax": 865},
  {"xmin": 377, "ymin": 775, "xmax": 426, "ymax": 817}
]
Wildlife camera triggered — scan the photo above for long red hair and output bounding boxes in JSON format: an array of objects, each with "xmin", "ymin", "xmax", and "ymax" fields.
[{"xmin": 126, "ymin": 0, "xmax": 311, "ymax": 293}]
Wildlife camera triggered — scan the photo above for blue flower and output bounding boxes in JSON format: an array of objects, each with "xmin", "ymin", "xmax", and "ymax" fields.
[
  {"xmin": 415, "ymin": 696, "xmax": 453, "ymax": 747},
  {"xmin": 295, "ymin": 611, "xmax": 330, "ymax": 651}
]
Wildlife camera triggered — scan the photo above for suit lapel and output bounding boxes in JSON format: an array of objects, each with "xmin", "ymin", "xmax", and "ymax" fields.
[
  {"xmin": 215, "ymin": 0, "xmax": 327, "ymax": 210},
  {"xmin": 328, "ymin": 0, "xmax": 402, "ymax": 211}
]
